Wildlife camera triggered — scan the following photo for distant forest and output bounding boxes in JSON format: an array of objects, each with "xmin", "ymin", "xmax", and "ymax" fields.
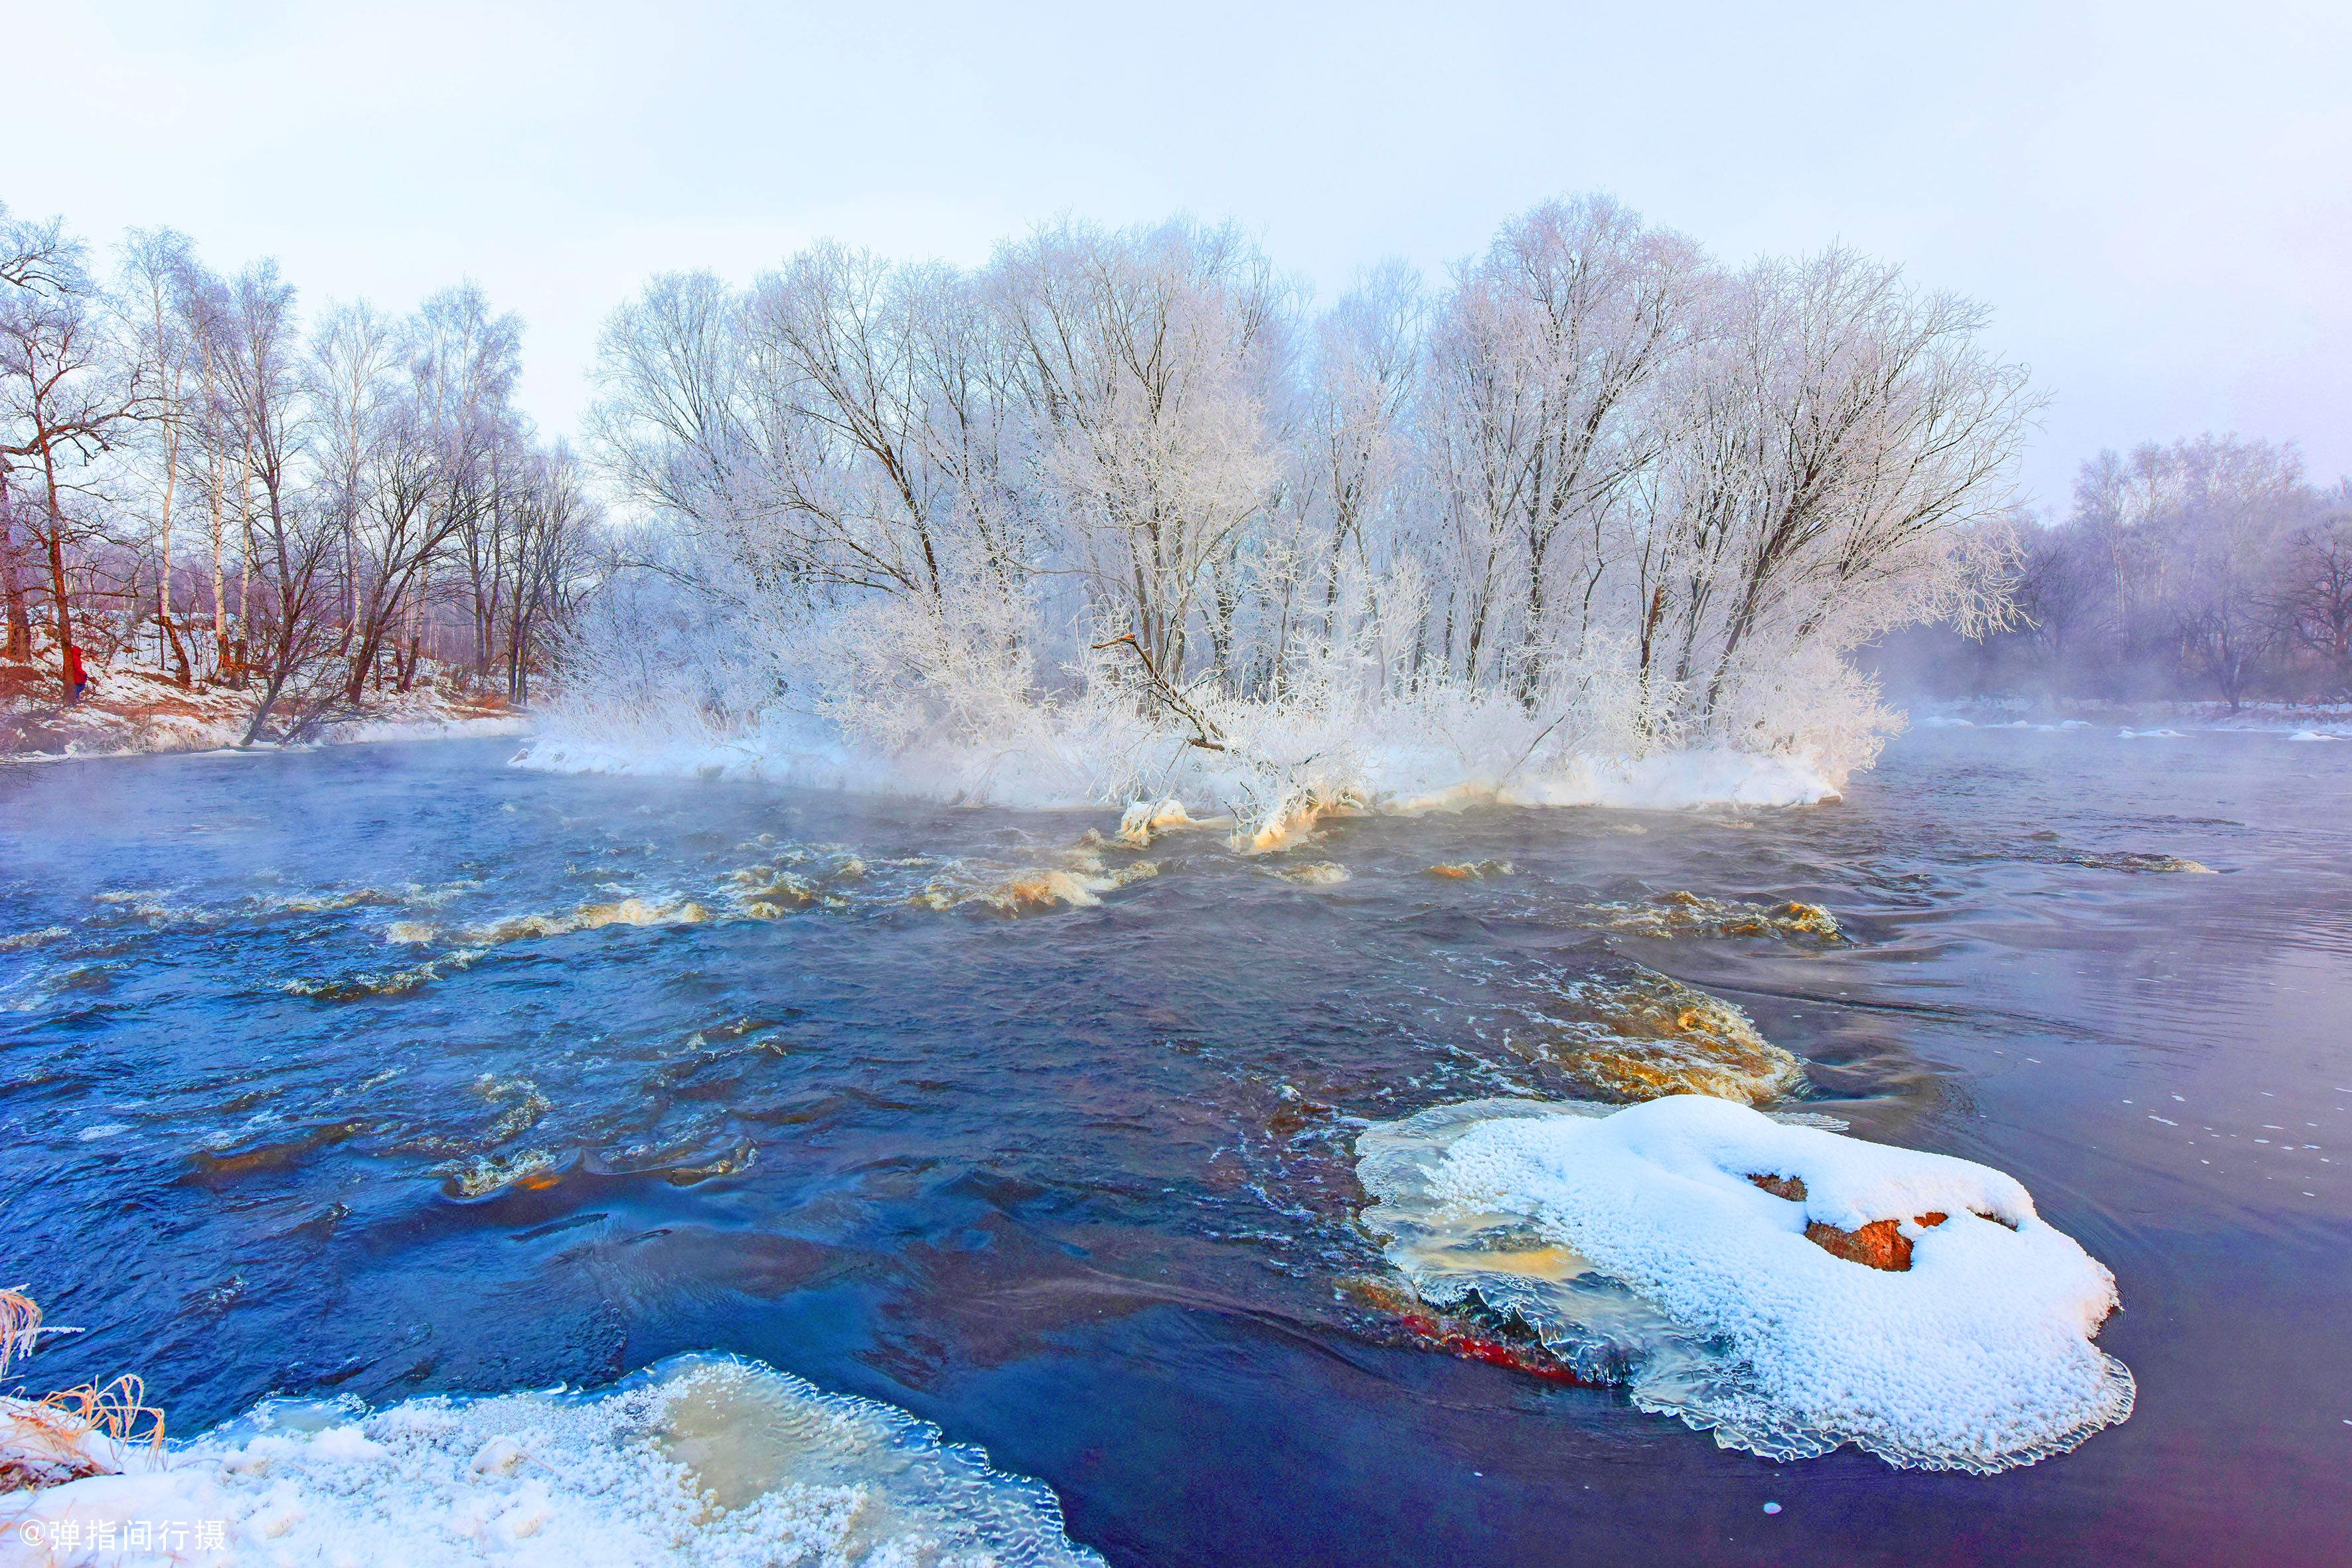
[{"xmin": 1867, "ymin": 435, "xmax": 2352, "ymax": 706}]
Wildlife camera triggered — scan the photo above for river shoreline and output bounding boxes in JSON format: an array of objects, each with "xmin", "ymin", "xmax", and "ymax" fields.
[{"xmin": 1, "ymin": 656, "xmax": 530, "ymax": 764}]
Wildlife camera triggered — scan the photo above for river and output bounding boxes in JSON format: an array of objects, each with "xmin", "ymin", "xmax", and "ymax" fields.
[{"xmin": 2, "ymin": 726, "xmax": 2347, "ymax": 1565}]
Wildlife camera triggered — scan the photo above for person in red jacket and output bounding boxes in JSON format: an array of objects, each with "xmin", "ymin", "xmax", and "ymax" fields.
[{"xmin": 64, "ymin": 643, "xmax": 88, "ymax": 706}]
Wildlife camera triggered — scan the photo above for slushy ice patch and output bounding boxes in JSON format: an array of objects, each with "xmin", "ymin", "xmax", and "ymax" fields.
[
  {"xmin": 7, "ymin": 1356, "xmax": 1105, "ymax": 1567},
  {"xmin": 1356, "ymin": 1095, "xmax": 2133, "ymax": 1472}
]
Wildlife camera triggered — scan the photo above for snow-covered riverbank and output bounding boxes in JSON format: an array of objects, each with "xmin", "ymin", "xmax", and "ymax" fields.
[
  {"xmin": 511, "ymin": 710, "xmax": 1846, "ymax": 832},
  {"xmin": 1, "ymin": 659, "xmax": 528, "ymax": 763}
]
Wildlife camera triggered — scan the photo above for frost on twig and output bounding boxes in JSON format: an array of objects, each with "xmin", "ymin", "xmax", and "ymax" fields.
[{"xmin": 1093, "ymin": 633, "xmax": 1227, "ymax": 753}]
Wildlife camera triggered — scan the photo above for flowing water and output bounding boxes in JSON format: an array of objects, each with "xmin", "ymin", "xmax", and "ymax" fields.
[{"xmin": 1, "ymin": 728, "xmax": 2347, "ymax": 1565}]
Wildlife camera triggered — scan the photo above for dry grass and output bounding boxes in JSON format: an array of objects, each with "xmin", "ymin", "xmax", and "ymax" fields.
[
  {"xmin": 39, "ymin": 1375, "xmax": 167, "ymax": 1450},
  {"xmin": 0, "ymin": 1288, "xmax": 167, "ymax": 1495},
  {"xmin": 0, "ymin": 1288, "xmax": 44, "ymax": 1380}
]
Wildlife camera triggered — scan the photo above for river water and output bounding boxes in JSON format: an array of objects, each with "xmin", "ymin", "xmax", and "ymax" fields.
[{"xmin": 2, "ymin": 727, "xmax": 2347, "ymax": 1565}]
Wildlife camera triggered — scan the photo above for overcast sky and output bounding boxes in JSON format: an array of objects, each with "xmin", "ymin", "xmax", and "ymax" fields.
[{"xmin": 10, "ymin": 0, "xmax": 2346, "ymax": 509}]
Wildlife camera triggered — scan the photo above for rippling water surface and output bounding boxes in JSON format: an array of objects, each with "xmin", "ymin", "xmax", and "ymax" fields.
[{"xmin": 3, "ymin": 728, "xmax": 2348, "ymax": 1565}]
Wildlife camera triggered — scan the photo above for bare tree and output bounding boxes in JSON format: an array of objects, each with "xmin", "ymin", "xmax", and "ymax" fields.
[
  {"xmin": 499, "ymin": 443, "xmax": 602, "ymax": 703},
  {"xmin": 2278, "ymin": 499, "xmax": 2352, "ymax": 696},
  {"xmin": 211, "ymin": 262, "xmax": 335, "ymax": 744},
  {"xmin": 118, "ymin": 227, "xmax": 202, "ymax": 686},
  {"xmin": 994, "ymin": 218, "xmax": 1284, "ymax": 682},
  {"xmin": 0, "ymin": 208, "xmax": 159, "ymax": 700}
]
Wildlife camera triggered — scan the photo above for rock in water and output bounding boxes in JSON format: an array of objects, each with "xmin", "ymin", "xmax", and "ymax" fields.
[
  {"xmin": 1530, "ymin": 952, "xmax": 1802, "ymax": 1105},
  {"xmin": 1357, "ymin": 1095, "xmax": 2135, "ymax": 1474},
  {"xmin": 1583, "ymin": 890, "xmax": 1843, "ymax": 942}
]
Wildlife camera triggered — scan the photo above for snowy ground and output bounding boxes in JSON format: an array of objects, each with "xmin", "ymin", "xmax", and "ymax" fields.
[{"xmin": 1, "ymin": 657, "xmax": 529, "ymax": 763}]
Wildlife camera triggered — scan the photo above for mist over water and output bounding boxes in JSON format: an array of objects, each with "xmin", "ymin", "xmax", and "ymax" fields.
[{"xmin": 2, "ymin": 730, "xmax": 2348, "ymax": 1565}]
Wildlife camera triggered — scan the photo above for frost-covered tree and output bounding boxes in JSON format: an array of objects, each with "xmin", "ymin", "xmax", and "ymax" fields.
[{"xmin": 562, "ymin": 195, "xmax": 2045, "ymax": 824}]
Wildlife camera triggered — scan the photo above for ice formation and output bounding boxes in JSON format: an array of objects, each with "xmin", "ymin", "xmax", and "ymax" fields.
[
  {"xmin": 3, "ymin": 1356, "xmax": 1105, "ymax": 1567},
  {"xmin": 1115, "ymin": 797, "xmax": 1198, "ymax": 847},
  {"xmin": 1356, "ymin": 1095, "xmax": 2134, "ymax": 1472}
]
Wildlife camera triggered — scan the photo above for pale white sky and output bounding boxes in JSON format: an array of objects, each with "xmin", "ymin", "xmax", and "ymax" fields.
[{"xmin": 10, "ymin": 0, "xmax": 2347, "ymax": 509}]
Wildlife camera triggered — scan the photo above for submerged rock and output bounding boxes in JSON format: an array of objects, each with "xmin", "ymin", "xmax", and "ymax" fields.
[
  {"xmin": 1584, "ymin": 890, "xmax": 1843, "ymax": 943},
  {"xmin": 728, "ymin": 864, "xmax": 848, "ymax": 915},
  {"xmin": 2062, "ymin": 851, "xmax": 2216, "ymax": 874},
  {"xmin": 576, "ymin": 897, "xmax": 712, "ymax": 929},
  {"xmin": 913, "ymin": 858, "xmax": 1156, "ymax": 913},
  {"xmin": 1427, "ymin": 859, "xmax": 1513, "ymax": 880},
  {"xmin": 1529, "ymin": 954, "xmax": 1802, "ymax": 1105},
  {"xmin": 1338, "ymin": 1275, "xmax": 1593, "ymax": 1385}
]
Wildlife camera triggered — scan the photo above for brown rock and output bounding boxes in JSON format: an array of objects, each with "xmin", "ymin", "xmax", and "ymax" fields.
[
  {"xmin": 1745, "ymin": 1172, "xmax": 1960, "ymax": 1272},
  {"xmin": 1804, "ymin": 1214, "xmax": 1948, "ymax": 1271}
]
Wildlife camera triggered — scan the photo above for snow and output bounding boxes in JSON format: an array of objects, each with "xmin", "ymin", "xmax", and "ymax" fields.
[
  {"xmin": 512, "ymin": 722, "xmax": 1844, "ymax": 828},
  {"xmin": 5, "ymin": 1356, "xmax": 1104, "ymax": 1567},
  {"xmin": 2, "ymin": 654, "xmax": 528, "ymax": 763},
  {"xmin": 323, "ymin": 716, "xmax": 530, "ymax": 745},
  {"xmin": 1115, "ymin": 797, "xmax": 1200, "ymax": 846},
  {"xmin": 1358, "ymin": 1095, "xmax": 2133, "ymax": 1472}
]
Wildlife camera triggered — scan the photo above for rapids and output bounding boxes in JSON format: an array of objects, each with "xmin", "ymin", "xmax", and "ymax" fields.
[{"xmin": 1, "ymin": 726, "xmax": 2348, "ymax": 1565}]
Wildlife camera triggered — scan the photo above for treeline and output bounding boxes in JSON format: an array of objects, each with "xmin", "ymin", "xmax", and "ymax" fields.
[
  {"xmin": 584, "ymin": 196, "xmax": 2031, "ymax": 779},
  {"xmin": 1873, "ymin": 436, "xmax": 2352, "ymax": 706},
  {"xmin": 0, "ymin": 198, "xmax": 604, "ymax": 743}
]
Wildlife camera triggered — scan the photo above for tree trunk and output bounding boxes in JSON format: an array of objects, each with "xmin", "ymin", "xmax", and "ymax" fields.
[
  {"xmin": 39, "ymin": 443, "xmax": 76, "ymax": 702},
  {"xmin": 155, "ymin": 612, "xmax": 191, "ymax": 689},
  {"xmin": 1, "ymin": 507, "xmax": 31, "ymax": 663}
]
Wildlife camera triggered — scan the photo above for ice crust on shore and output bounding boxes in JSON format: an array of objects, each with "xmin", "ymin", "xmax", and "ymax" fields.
[
  {"xmin": 1358, "ymin": 1095, "xmax": 2134, "ymax": 1472},
  {"xmin": 5, "ymin": 1356, "xmax": 1104, "ymax": 1567}
]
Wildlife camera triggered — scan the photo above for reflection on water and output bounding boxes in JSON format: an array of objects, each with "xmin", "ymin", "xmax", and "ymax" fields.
[{"xmin": 2, "ymin": 727, "xmax": 2349, "ymax": 1565}]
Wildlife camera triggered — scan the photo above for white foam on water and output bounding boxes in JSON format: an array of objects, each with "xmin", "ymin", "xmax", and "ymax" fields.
[
  {"xmin": 1357, "ymin": 1095, "xmax": 2133, "ymax": 1473},
  {"xmin": 7, "ymin": 1356, "xmax": 1105, "ymax": 1567}
]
